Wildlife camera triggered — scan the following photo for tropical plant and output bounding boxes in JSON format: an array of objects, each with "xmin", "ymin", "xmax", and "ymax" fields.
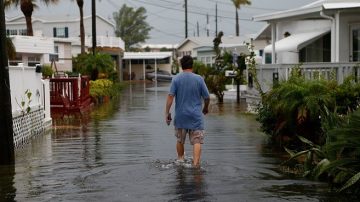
[
  {"xmin": 41, "ymin": 64, "xmax": 53, "ymax": 78},
  {"xmin": 231, "ymin": 0, "xmax": 251, "ymax": 36},
  {"xmin": 6, "ymin": 36, "xmax": 16, "ymax": 60},
  {"xmin": 72, "ymin": 53, "xmax": 116, "ymax": 81},
  {"xmin": 284, "ymin": 109, "xmax": 360, "ymax": 194},
  {"xmin": 5, "ymin": 0, "xmax": 59, "ymax": 36},
  {"xmin": 113, "ymin": 4, "xmax": 152, "ymax": 51},
  {"xmin": 283, "ymin": 135, "xmax": 326, "ymax": 177},
  {"xmin": 15, "ymin": 89, "xmax": 32, "ymax": 115},
  {"xmin": 333, "ymin": 76, "xmax": 360, "ymax": 115},
  {"xmin": 322, "ymin": 109, "xmax": 360, "ymax": 193},
  {"xmin": 257, "ymin": 71, "xmax": 338, "ymax": 146}
]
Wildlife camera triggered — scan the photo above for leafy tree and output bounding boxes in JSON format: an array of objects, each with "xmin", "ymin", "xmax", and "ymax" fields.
[
  {"xmin": 5, "ymin": 0, "xmax": 59, "ymax": 36},
  {"xmin": 231, "ymin": 0, "xmax": 251, "ymax": 36},
  {"xmin": 113, "ymin": 4, "xmax": 152, "ymax": 51},
  {"xmin": 144, "ymin": 46, "xmax": 151, "ymax": 52},
  {"xmin": 73, "ymin": 53, "xmax": 116, "ymax": 81}
]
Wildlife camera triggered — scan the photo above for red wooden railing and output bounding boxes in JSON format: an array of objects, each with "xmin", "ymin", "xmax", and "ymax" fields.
[{"xmin": 50, "ymin": 76, "xmax": 91, "ymax": 113}]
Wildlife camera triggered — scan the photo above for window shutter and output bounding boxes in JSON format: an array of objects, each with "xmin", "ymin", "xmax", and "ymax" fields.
[
  {"xmin": 65, "ymin": 27, "xmax": 68, "ymax": 38},
  {"xmin": 53, "ymin": 27, "xmax": 57, "ymax": 37}
]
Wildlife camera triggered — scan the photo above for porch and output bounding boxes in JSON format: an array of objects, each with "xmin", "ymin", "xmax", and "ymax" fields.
[
  {"xmin": 49, "ymin": 76, "xmax": 92, "ymax": 114},
  {"xmin": 249, "ymin": 62, "xmax": 360, "ymax": 93}
]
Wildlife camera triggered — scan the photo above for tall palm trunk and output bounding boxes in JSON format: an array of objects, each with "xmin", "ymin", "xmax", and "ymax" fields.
[
  {"xmin": 235, "ymin": 8, "xmax": 239, "ymax": 36},
  {"xmin": 20, "ymin": 1, "xmax": 34, "ymax": 36},
  {"xmin": 77, "ymin": 0, "xmax": 85, "ymax": 54}
]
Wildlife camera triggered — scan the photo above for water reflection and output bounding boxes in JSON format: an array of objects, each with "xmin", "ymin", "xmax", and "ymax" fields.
[
  {"xmin": 0, "ymin": 165, "xmax": 16, "ymax": 202},
  {"xmin": 172, "ymin": 167, "xmax": 207, "ymax": 202},
  {"xmin": 6, "ymin": 83, "xmax": 358, "ymax": 201}
]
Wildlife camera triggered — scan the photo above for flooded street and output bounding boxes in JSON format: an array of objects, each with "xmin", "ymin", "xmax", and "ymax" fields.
[{"xmin": 1, "ymin": 83, "xmax": 353, "ymax": 201}]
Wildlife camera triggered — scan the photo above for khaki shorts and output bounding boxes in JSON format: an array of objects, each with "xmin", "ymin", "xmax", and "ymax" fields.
[{"xmin": 175, "ymin": 128, "xmax": 204, "ymax": 145}]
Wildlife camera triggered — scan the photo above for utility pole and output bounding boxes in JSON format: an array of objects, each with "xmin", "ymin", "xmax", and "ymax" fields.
[
  {"xmin": 0, "ymin": 0, "xmax": 15, "ymax": 165},
  {"xmin": 206, "ymin": 13, "xmax": 209, "ymax": 37},
  {"xmin": 197, "ymin": 21, "xmax": 199, "ymax": 37},
  {"xmin": 92, "ymin": 0, "xmax": 96, "ymax": 55},
  {"xmin": 215, "ymin": 3, "xmax": 218, "ymax": 36},
  {"xmin": 185, "ymin": 0, "xmax": 188, "ymax": 38}
]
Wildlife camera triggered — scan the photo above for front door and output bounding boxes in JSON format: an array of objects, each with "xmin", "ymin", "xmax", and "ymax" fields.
[{"xmin": 350, "ymin": 25, "xmax": 360, "ymax": 62}]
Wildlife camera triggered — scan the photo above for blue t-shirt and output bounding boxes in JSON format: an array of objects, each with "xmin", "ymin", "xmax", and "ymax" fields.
[{"xmin": 169, "ymin": 72, "xmax": 210, "ymax": 130}]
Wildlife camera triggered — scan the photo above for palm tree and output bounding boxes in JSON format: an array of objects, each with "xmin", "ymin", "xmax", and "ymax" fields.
[
  {"xmin": 231, "ymin": 0, "xmax": 251, "ymax": 36},
  {"xmin": 72, "ymin": 0, "xmax": 85, "ymax": 54},
  {"xmin": 5, "ymin": 0, "xmax": 59, "ymax": 36}
]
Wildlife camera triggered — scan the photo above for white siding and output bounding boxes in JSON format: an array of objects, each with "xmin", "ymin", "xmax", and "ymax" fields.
[{"xmin": 11, "ymin": 36, "xmax": 54, "ymax": 54}]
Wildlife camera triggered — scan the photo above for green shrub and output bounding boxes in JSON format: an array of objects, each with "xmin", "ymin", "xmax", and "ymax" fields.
[
  {"xmin": 73, "ymin": 53, "xmax": 117, "ymax": 81},
  {"xmin": 257, "ymin": 75, "xmax": 337, "ymax": 147},
  {"xmin": 41, "ymin": 64, "xmax": 53, "ymax": 78},
  {"xmin": 89, "ymin": 79, "xmax": 124, "ymax": 99},
  {"xmin": 90, "ymin": 79, "xmax": 114, "ymax": 98}
]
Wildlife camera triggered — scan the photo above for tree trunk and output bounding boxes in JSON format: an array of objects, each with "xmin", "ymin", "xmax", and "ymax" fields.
[
  {"xmin": 25, "ymin": 16, "xmax": 33, "ymax": 36},
  {"xmin": 235, "ymin": 8, "xmax": 239, "ymax": 36},
  {"xmin": 0, "ymin": 0, "xmax": 15, "ymax": 165},
  {"xmin": 21, "ymin": 2, "xmax": 34, "ymax": 36},
  {"xmin": 77, "ymin": 0, "xmax": 85, "ymax": 54}
]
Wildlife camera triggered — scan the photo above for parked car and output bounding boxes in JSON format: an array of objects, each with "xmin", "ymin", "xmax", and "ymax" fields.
[{"xmin": 146, "ymin": 70, "xmax": 173, "ymax": 82}]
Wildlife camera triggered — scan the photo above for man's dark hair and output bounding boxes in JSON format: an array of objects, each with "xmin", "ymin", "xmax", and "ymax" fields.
[{"xmin": 180, "ymin": 55, "xmax": 193, "ymax": 69}]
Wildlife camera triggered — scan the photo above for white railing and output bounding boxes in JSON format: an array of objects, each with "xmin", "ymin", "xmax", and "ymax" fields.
[
  {"xmin": 253, "ymin": 62, "xmax": 360, "ymax": 93},
  {"xmin": 85, "ymin": 36, "xmax": 125, "ymax": 50}
]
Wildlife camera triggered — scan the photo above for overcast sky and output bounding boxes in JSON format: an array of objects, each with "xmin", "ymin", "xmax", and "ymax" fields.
[{"xmin": 5, "ymin": 0, "xmax": 317, "ymax": 44}]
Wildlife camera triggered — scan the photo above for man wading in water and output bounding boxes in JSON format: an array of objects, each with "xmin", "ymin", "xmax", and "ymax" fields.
[{"xmin": 165, "ymin": 55, "xmax": 210, "ymax": 168}]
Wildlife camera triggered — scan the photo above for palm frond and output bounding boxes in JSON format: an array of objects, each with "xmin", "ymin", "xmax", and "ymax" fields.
[
  {"xmin": 338, "ymin": 171, "xmax": 360, "ymax": 192},
  {"xmin": 312, "ymin": 158, "xmax": 330, "ymax": 180}
]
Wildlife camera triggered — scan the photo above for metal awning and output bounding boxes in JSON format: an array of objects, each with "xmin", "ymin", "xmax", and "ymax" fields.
[
  {"xmin": 264, "ymin": 29, "xmax": 330, "ymax": 53},
  {"xmin": 123, "ymin": 52, "xmax": 172, "ymax": 60}
]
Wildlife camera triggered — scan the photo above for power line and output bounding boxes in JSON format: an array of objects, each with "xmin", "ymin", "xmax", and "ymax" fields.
[
  {"xmin": 131, "ymin": 0, "xmax": 252, "ymax": 21},
  {"xmin": 204, "ymin": 0, "xmax": 282, "ymax": 11}
]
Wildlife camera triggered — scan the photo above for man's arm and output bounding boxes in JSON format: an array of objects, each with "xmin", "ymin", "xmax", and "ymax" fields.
[
  {"xmin": 165, "ymin": 95, "xmax": 174, "ymax": 124},
  {"xmin": 202, "ymin": 98, "xmax": 210, "ymax": 115}
]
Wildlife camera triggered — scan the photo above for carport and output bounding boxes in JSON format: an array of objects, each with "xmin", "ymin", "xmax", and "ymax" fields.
[{"xmin": 123, "ymin": 52, "xmax": 172, "ymax": 81}]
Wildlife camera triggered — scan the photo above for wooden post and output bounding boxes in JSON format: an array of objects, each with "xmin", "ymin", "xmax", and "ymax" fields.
[{"xmin": 0, "ymin": 0, "xmax": 15, "ymax": 165}]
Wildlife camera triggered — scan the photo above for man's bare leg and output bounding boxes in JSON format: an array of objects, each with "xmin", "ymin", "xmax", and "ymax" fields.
[
  {"xmin": 193, "ymin": 143, "xmax": 201, "ymax": 168},
  {"xmin": 176, "ymin": 142, "xmax": 185, "ymax": 160}
]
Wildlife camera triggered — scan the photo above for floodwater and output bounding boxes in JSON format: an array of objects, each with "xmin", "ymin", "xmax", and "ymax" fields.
[{"xmin": 0, "ymin": 83, "xmax": 356, "ymax": 202}]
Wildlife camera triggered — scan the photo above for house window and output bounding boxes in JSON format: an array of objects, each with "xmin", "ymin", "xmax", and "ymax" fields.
[
  {"xmin": 53, "ymin": 27, "xmax": 69, "ymax": 38},
  {"xmin": 19, "ymin": 29, "xmax": 27, "ymax": 35},
  {"xmin": 259, "ymin": 49, "xmax": 264, "ymax": 57},
  {"xmin": 49, "ymin": 45, "xmax": 59, "ymax": 62},
  {"xmin": 6, "ymin": 29, "xmax": 17, "ymax": 35},
  {"xmin": 206, "ymin": 56, "xmax": 211, "ymax": 64},
  {"xmin": 299, "ymin": 33, "xmax": 331, "ymax": 63},
  {"xmin": 265, "ymin": 53, "xmax": 272, "ymax": 64},
  {"xmin": 352, "ymin": 28, "xmax": 360, "ymax": 62},
  {"xmin": 28, "ymin": 56, "xmax": 41, "ymax": 67}
]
